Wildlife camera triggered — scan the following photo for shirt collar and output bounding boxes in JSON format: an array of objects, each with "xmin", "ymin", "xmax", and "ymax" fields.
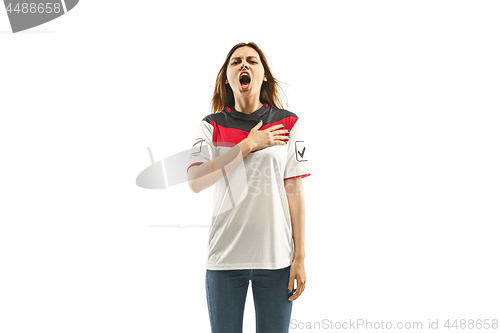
[{"xmin": 224, "ymin": 103, "xmax": 270, "ymax": 120}]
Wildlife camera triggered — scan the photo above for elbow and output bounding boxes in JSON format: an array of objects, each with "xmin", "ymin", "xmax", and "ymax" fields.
[
  {"xmin": 187, "ymin": 165, "xmax": 202, "ymax": 193},
  {"xmin": 188, "ymin": 179, "xmax": 200, "ymax": 193}
]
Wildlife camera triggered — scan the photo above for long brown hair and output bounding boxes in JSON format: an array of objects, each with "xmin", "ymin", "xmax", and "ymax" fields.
[{"xmin": 210, "ymin": 42, "xmax": 288, "ymax": 113}]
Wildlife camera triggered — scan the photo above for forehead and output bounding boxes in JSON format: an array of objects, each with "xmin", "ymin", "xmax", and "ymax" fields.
[{"xmin": 230, "ymin": 46, "xmax": 260, "ymax": 60}]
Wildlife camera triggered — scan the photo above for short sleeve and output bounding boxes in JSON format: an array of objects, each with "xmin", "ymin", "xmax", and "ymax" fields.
[
  {"xmin": 284, "ymin": 117, "xmax": 311, "ymax": 180},
  {"xmin": 187, "ymin": 119, "xmax": 214, "ymax": 173}
]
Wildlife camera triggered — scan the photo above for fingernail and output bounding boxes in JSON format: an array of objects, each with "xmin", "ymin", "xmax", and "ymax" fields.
[
  {"xmin": 259, "ymin": 120, "xmax": 262, "ymax": 123},
  {"xmin": 288, "ymin": 289, "xmax": 291, "ymax": 293},
  {"xmin": 282, "ymin": 123, "xmax": 285, "ymax": 126}
]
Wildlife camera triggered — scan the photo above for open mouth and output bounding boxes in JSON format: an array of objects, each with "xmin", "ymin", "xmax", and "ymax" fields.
[{"xmin": 239, "ymin": 73, "xmax": 251, "ymax": 89}]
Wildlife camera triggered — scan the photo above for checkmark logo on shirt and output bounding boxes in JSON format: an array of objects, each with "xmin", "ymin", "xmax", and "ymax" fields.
[
  {"xmin": 193, "ymin": 138, "xmax": 204, "ymax": 147},
  {"xmin": 191, "ymin": 138, "xmax": 205, "ymax": 154},
  {"xmin": 298, "ymin": 147, "xmax": 306, "ymax": 159},
  {"xmin": 295, "ymin": 141, "xmax": 307, "ymax": 162}
]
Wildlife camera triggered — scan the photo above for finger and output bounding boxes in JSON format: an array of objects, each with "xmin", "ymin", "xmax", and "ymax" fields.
[
  {"xmin": 290, "ymin": 288, "xmax": 302, "ymax": 301},
  {"xmin": 289, "ymin": 282, "xmax": 305, "ymax": 301},
  {"xmin": 272, "ymin": 132, "xmax": 289, "ymax": 143},
  {"xmin": 269, "ymin": 123, "xmax": 286, "ymax": 131},
  {"xmin": 287, "ymin": 279, "xmax": 295, "ymax": 297},
  {"xmin": 253, "ymin": 120, "xmax": 263, "ymax": 129},
  {"xmin": 272, "ymin": 130, "xmax": 289, "ymax": 137},
  {"xmin": 273, "ymin": 139, "xmax": 287, "ymax": 145},
  {"xmin": 277, "ymin": 137, "xmax": 289, "ymax": 145},
  {"xmin": 297, "ymin": 281, "xmax": 305, "ymax": 297}
]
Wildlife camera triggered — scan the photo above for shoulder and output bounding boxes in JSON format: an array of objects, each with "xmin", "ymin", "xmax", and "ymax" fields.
[
  {"xmin": 268, "ymin": 106, "xmax": 300, "ymax": 129},
  {"xmin": 270, "ymin": 106, "xmax": 299, "ymax": 119},
  {"xmin": 201, "ymin": 110, "xmax": 226, "ymax": 124}
]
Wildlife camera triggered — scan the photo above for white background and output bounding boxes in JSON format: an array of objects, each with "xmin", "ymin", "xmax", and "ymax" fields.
[{"xmin": 1, "ymin": 1, "xmax": 499, "ymax": 332}]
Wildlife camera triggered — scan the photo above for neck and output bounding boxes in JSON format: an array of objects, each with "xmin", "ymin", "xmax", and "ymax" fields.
[{"xmin": 233, "ymin": 96, "xmax": 263, "ymax": 114}]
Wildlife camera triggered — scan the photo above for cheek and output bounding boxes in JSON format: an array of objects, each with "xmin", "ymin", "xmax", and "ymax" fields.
[
  {"xmin": 227, "ymin": 71, "xmax": 237, "ymax": 82},
  {"xmin": 256, "ymin": 68, "xmax": 265, "ymax": 80}
]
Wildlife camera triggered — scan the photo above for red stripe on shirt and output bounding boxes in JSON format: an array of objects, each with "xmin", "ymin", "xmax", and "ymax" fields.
[{"xmin": 284, "ymin": 173, "xmax": 311, "ymax": 181}]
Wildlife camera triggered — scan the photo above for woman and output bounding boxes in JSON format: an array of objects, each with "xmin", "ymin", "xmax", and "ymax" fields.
[{"xmin": 187, "ymin": 42, "xmax": 311, "ymax": 333}]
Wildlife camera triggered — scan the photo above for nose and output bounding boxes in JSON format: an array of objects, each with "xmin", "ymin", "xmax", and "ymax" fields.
[{"xmin": 241, "ymin": 61, "xmax": 249, "ymax": 69}]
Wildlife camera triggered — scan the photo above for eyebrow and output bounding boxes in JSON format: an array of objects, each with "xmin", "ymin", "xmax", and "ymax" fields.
[{"xmin": 230, "ymin": 56, "xmax": 258, "ymax": 61}]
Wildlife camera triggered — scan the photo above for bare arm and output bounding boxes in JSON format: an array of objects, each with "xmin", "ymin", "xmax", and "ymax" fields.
[
  {"xmin": 187, "ymin": 139, "xmax": 254, "ymax": 193},
  {"xmin": 285, "ymin": 176, "xmax": 306, "ymax": 260},
  {"xmin": 285, "ymin": 176, "xmax": 307, "ymax": 302}
]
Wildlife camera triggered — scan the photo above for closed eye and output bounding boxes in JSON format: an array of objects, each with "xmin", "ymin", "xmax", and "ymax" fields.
[{"xmin": 230, "ymin": 60, "xmax": 258, "ymax": 65}]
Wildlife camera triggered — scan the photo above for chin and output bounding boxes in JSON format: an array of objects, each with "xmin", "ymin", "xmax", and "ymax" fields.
[{"xmin": 239, "ymin": 91, "xmax": 254, "ymax": 97}]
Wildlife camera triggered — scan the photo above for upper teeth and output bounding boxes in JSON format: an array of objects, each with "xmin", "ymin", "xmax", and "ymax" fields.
[{"xmin": 241, "ymin": 73, "xmax": 249, "ymax": 77}]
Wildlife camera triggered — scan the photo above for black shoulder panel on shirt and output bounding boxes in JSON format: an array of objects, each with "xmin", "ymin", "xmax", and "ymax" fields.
[
  {"xmin": 266, "ymin": 108, "xmax": 298, "ymax": 123},
  {"xmin": 199, "ymin": 107, "xmax": 299, "ymax": 132},
  {"xmin": 201, "ymin": 111, "xmax": 225, "ymax": 124}
]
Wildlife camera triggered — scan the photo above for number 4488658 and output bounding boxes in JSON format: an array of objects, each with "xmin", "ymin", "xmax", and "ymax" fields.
[
  {"xmin": 444, "ymin": 319, "xmax": 498, "ymax": 330},
  {"xmin": 6, "ymin": 3, "xmax": 62, "ymax": 14}
]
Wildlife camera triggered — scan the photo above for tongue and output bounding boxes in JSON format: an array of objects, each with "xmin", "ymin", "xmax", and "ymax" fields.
[{"xmin": 240, "ymin": 75, "xmax": 251, "ymax": 89}]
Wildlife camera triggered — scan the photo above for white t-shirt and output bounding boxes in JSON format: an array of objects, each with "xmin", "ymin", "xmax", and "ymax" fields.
[{"xmin": 188, "ymin": 103, "xmax": 311, "ymax": 270}]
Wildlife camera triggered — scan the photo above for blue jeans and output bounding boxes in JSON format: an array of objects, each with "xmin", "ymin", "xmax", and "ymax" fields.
[{"xmin": 206, "ymin": 265, "xmax": 293, "ymax": 333}]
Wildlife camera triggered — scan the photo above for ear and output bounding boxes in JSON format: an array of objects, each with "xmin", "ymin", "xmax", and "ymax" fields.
[
  {"xmin": 263, "ymin": 75, "xmax": 267, "ymax": 82},
  {"xmin": 225, "ymin": 79, "xmax": 228, "ymax": 84}
]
